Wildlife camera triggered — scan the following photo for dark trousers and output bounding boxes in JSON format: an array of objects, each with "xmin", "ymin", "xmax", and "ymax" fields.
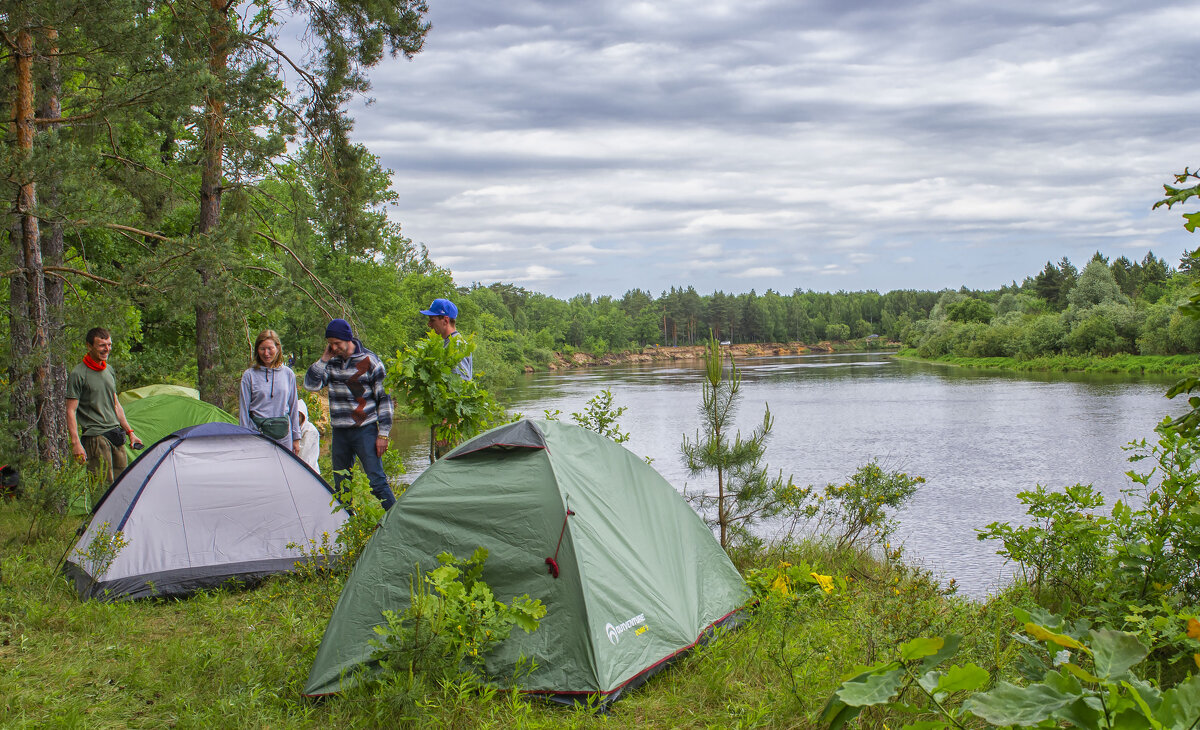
[{"xmin": 330, "ymin": 423, "xmax": 395, "ymax": 510}]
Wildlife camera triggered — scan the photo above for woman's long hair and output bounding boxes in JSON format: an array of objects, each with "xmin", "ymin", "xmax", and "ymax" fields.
[{"xmin": 253, "ymin": 329, "xmax": 284, "ymax": 368}]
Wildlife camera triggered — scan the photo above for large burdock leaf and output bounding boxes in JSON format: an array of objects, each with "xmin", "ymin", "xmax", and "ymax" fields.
[
  {"xmin": 1091, "ymin": 629, "xmax": 1149, "ymax": 680},
  {"xmin": 1158, "ymin": 674, "xmax": 1200, "ymax": 728},
  {"xmin": 934, "ymin": 664, "xmax": 990, "ymax": 694},
  {"xmin": 900, "ymin": 637, "xmax": 944, "ymax": 661},
  {"xmin": 836, "ymin": 668, "xmax": 906, "ymax": 707},
  {"xmin": 964, "ymin": 680, "xmax": 1080, "ymax": 725}
]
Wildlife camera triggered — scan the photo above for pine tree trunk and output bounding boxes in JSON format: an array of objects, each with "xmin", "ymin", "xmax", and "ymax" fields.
[
  {"xmin": 37, "ymin": 27, "xmax": 64, "ymax": 463},
  {"xmin": 196, "ymin": 2, "xmax": 229, "ymax": 406},
  {"xmin": 14, "ymin": 26, "xmax": 52, "ymax": 461},
  {"xmin": 8, "ymin": 218, "xmax": 36, "ymax": 459}
]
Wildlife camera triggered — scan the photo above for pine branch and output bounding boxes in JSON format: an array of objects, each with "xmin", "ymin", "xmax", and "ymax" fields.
[
  {"xmin": 0, "ymin": 265, "xmax": 119, "ymax": 286},
  {"xmin": 242, "ymin": 264, "xmax": 333, "ymax": 319},
  {"xmin": 99, "ymin": 153, "xmax": 197, "ymax": 196},
  {"xmin": 252, "ymin": 229, "xmax": 345, "ymax": 310},
  {"xmin": 99, "ymin": 223, "xmax": 170, "ymax": 241},
  {"xmin": 246, "ymin": 34, "xmax": 322, "ymax": 95},
  {"xmin": 32, "ymin": 85, "xmax": 165, "ymax": 125}
]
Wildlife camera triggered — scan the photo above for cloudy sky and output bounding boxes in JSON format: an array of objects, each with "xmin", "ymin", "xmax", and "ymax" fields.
[{"xmin": 341, "ymin": 0, "xmax": 1200, "ymax": 299}]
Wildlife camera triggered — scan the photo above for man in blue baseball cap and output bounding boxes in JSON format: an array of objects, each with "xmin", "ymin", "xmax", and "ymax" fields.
[
  {"xmin": 420, "ymin": 298, "xmax": 473, "ymax": 460},
  {"xmin": 421, "ymin": 298, "xmax": 472, "ymax": 381}
]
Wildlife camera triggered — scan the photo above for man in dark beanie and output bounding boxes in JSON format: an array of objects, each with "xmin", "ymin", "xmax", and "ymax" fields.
[{"xmin": 303, "ymin": 318, "xmax": 396, "ymax": 509}]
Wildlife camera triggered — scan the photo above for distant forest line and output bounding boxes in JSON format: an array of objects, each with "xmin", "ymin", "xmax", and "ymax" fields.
[
  {"xmin": 78, "ymin": 248, "xmax": 1196, "ymax": 401},
  {"xmin": 437, "ymin": 249, "xmax": 1193, "ymax": 387}
]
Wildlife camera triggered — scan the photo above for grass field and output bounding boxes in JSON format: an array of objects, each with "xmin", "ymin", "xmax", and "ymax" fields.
[{"xmin": 0, "ymin": 498, "xmax": 1026, "ymax": 729}]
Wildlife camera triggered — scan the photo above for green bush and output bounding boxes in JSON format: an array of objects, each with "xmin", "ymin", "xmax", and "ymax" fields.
[
  {"xmin": 368, "ymin": 548, "xmax": 545, "ymax": 690},
  {"xmin": 1018, "ymin": 313, "xmax": 1067, "ymax": 358},
  {"xmin": 807, "ymin": 460, "xmax": 924, "ymax": 551},
  {"xmin": 386, "ymin": 330, "xmax": 509, "ymax": 458},
  {"xmin": 977, "ymin": 483, "xmax": 1108, "ymax": 605},
  {"xmin": 945, "ymin": 298, "xmax": 994, "ymax": 324},
  {"xmin": 1064, "ymin": 311, "xmax": 1122, "ymax": 355},
  {"xmin": 978, "ymin": 421, "xmax": 1200, "ymax": 620}
]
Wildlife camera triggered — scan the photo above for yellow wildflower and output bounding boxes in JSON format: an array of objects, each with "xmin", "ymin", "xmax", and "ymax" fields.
[
  {"xmin": 772, "ymin": 573, "xmax": 792, "ymax": 596},
  {"xmin": 1188, "ymin": 618, "xmax": 1200, "ymax": 639},
  {"xmin": 810, "ymin": 572, "xmax": 834, "ymax": 594}
]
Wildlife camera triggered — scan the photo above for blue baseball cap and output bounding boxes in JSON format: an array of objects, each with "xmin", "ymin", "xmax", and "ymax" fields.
[{"xmin": 420, "ymin": 298, "xmax": 458, "ymax": 318}]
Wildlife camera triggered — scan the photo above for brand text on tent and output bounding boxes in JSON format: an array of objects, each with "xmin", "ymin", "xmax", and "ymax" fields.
[{"xmin": 605, "ymin": 614, "xmax": 646, "ymax": 644}]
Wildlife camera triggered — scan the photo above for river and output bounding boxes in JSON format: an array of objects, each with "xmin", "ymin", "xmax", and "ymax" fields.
[{"xmin": 388, "ymin": 352, "xmax": 1185, "ymax": 597}]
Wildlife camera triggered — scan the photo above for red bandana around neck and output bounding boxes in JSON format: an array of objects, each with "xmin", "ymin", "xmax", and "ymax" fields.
[{"xmin": 83, "ymin": 354, "xmax": 107, "ymax": 371}]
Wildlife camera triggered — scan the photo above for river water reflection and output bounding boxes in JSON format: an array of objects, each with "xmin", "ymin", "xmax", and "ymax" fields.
[{"xmin": 390, "ymin": 353, "xmax": 1184, "ymax": 597}]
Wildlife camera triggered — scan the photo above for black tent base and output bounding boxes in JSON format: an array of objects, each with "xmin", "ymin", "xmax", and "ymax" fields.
[{"xmin": 64, "ymin": 555, "xmax": 326, "ymax": 602}]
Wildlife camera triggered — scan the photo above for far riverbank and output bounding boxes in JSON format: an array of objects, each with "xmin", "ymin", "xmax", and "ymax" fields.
[
  {"xmin": 538, "ymin": 339, "xmax": 896, "ymax": 371},
  {"xmin": 892, "ymin": 349, "xmax": 1200, "ymax": 377}
]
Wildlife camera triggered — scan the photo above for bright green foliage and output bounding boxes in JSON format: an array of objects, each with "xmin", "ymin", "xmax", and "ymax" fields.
[
  {"xmin": 368, "ymin": 548, "xmax": 546, "ymax": 686},
  {"xmin": 333, "ymin": 469, "xmax": 387, "ymax": 571},
  {"xmin": 1116, "ymin": 423, "xmax": 1200, "ymax": 601},
  {"xmin": 977, "ymin": 483, "xmax": 1108, "ymax": 602},
  {"xmin": 386, "ymin": 330, "xmax": 508, "ymax": 459},
  {"xmin": 681, "ymin": 334, "xmax": 797, "ymax": 550},
  {"xmin": 73, "ymin": 521, "xmax": 128, "ymax": 590},
  {"xmin": 820, "ymin": 633, "xmax": 984, "ymax": 729},
  {"xmin": 807, "ymin": 460, "xmax": 924, "ymax": 551},
  {"xmin": 822, "ymin": 608, "xmax": 1200, "ymax": 730},
  {"xmin": 567, "ymin": 389, "xmax": 630, "ymax": 444},
  {"xmin": 978, "ymin": 422, "xmax": 1200, "ymax": 611},
  {"xmin": 744, "ymin": 560, "xmax": 842, "ymax": 603},
  {"xmin": 945, "ymin": 298, "xmax": 994, "ymax": 324},
  {"xmin": 1151, "ymin": 170, "xmax": 1200, "ymax": 435},
  {"xmin": 289, "ymin": 467, "xmax": 385, "ymax": 581},
  {"xmin": 544, "ymin": 389, "xmax": 632, "ymax": 444}
]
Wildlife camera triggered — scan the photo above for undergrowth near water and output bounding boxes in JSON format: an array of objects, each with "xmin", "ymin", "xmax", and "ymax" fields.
[
  {"xmin": 0, "ymin": 497, "xmax": 1019, "ymax": 728},
  {"xmin": 895, "ymin": 349, "xmax": 1200, "ymax": 376}
]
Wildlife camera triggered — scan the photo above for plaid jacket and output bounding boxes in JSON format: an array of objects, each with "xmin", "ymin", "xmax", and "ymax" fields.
[{"xmin": 303, "ymin": 341, "xmax": 393, "ymax": 436}]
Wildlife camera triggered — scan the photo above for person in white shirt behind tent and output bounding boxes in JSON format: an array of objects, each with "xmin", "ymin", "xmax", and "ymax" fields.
[{"xmin": 296, "ymin": 398, "xmax": 321, "ymax": 473}]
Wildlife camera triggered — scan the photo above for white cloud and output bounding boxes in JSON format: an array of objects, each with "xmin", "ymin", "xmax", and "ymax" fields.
[
  {"xmin": 733, "ymin": 266, "xmax": 782, "ymax": 278},
  {"xmin": 336, "ymin": 0, "xmax": 1198, "ymax": 297}
]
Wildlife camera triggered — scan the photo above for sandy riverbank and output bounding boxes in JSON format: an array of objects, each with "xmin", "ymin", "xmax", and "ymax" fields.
[{"xmin": 540, "ymin": 341, "xmax": 836, "ymax": 371}]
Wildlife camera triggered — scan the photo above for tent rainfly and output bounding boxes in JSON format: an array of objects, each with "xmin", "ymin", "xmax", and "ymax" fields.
[
  {"xmin": 121, "ymin": 393, "xmax": 238, "ymax": 462},
  {"xmin": 304, "ymin": 419, "xmax": 748, "ymax": 706},
  {"xmin": 118, "ymin": 383, "xmax": 201, "ymax": 405},
  {"xmin": 66, "ymin": 422, "xmax": 346, "ymax": 601}
]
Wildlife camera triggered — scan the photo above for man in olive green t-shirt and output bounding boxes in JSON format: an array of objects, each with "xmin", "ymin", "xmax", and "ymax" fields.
[{"xmin": 65, "ymin": 327, "xmax": 143, "ymax": 484}]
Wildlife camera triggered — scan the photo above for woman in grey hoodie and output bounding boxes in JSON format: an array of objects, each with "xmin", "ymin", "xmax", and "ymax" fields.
[{"xmin": 239, "ymin": 330, "xmax": 301, "ymax": 453}]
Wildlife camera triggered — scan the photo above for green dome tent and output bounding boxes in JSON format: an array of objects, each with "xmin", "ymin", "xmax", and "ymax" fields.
[
  {"xmin": 118, "ymin": 383, "xmax": 200, "ymax": 406},
  {"xmin": 122, "ymin": 394, "xmax": 237, "ymax": 462},
  {"xmin": 304, "ymin": 419, "xmax": 748, "ymax": 706}
]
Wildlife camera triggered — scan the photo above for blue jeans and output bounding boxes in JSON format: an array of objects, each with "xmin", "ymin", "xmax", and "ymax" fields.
[{"xmin": 331, "ymin": 423, "xmax": 395, "ymax": 510}]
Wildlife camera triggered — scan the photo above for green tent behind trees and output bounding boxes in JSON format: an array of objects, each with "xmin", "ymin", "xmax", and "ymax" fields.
[
  {"xmin": 121, "ymin": 394, "xmax": 237, "ymax": 462},
  {"xmin": 304, "ymin": 419, "xmax": 748, "ymax": 705}
]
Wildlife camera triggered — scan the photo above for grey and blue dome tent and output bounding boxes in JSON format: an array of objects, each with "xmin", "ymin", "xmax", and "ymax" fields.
[
  {"xmin": 66, "ymin": 422, "xmax": 347, "ymax": 601},
  {"xmin": 304, "ymin": 419, "xmax": 748, "ymax": 706}
]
